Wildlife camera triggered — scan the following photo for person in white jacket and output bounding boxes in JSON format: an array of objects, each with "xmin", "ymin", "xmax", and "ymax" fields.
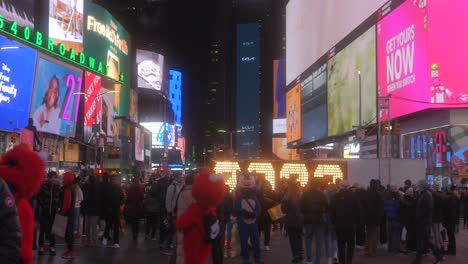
[{"xmin": 163, "ymin": 174, "xmax": 185, "ymax": 253}]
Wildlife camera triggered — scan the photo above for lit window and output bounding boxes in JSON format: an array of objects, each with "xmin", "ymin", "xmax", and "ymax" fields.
[
  {"xmin": 280, "ymin": 163, "xmax": 309, "ymax": 187},
  {"xmin": 313, "ymin": 164, "xmax": 343, "ymax": 184}
]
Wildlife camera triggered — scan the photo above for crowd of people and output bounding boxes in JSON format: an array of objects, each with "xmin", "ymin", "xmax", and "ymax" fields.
[{"xmin": 2, "ymin": 164, "xmax": 468, "ymax": 264}]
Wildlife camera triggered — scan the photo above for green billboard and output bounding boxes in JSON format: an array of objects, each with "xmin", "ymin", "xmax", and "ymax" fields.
[{"xmin": 84, "ymin": 2, "xmax": 131, "ymax": 117}]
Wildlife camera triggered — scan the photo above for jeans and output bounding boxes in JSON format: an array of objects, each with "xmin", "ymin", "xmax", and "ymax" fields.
[
  {"xmin": 365, "ymin": 225, "xmax": 379, "ymax": 255},
  {"xmin": 431, "ymin": 223, "xmax": 443, "ymax": 250},
  {"xmin": 238, "ymin": 222, "xmax": 261, "ymax": 263},
  {"xmin": 355, "ymin": 223, "xmax": 366, "ymax": 246},
  {"xmin": 336, "ymin": 226, "xmax": 355, "ymax": 264},
  {"xmin": 286, "ymin": 226, "xmax": 303, "ymax": 259},
  {"xmin": 65, "ymin": 216, "xmax": 74, "ymax": 251},
  {"xmin": 145, "ymin": 212, "xmax": 159, "ymax": 238},
  {"xmin": 38, "ymin": 212, "xmax": 55, "ymax": 248},
  {"xmin": 104, "ymin": 214, "xmax": 120, "ymax": 244},
  {"xmin": 84, "ymin": 215, "xmax": 98, "ymax": 246},
  {"xmin": 324, "ymin": 222, "xmax": 337, "ymax": 258},
  {"xmin": 73, "ymin": 208, "xmax": 81, "ymax": 233},
  {"xmin": 128, "ymin": 216, "xmax": 140, "ymax": 240},
  {"xmin": 212, "ymin": 221, "xmax": 226, "ymax": 264},
  {"xmin": 304, "ymin": 223, "xmax": 324, "ymax": 263},
  {"xmin": 386, "ymin": 220, "xmax": 401, "ymax": 253},
  {"xmin": 259, "ymin": 214, "xmax": 271, "ymax": 246},
  {"xmin": 446, "ymin": 223, "xmax": 456, "ymax": 254},
  {"xmin": 226, "ymin": 217, "xmax": 233, "ymax": 243},
  {"xmin": 415, "ymin": 224, "xmax": 441, "ymax": 262}
]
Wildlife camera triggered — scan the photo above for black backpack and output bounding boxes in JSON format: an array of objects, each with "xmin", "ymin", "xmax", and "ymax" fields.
[{"xmin": 203, "ymin": 212, "xmax": 221, "ymax": 243}]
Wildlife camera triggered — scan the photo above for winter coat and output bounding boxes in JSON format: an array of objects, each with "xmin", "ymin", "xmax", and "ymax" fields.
[
  {"xmin": 300, "ymin": 189, "xmax": 328, "ymax": 225},
  {"xmin": 37, "ymin": 181, "xmax": 61, "ymax": 216},
  {"xmin": 60, "ymin": 173, "xmax": 76, "ymax": 217},
  {"xmin": 432, "ymin": 191, "xmax": 444, "ymax": 224},
  {"xmin": 100, "ymin": 182, "xmax": 124, "ymax": 217},
  {"xmin": 330, "ymin": 189, "xmax": 359, "ymax": 228},
  {"xmin": 400, "ymin": 195, "xmax": 416, "ymax": 227},
  {"xmin": 81, "ymin": 182, "xmax": 101, "ymax": 216},
  {"xmin": 176, "ymin": 185, "xmax": 194, "ymax": 217},
  {"xmin": 125, "ymin": 183, "xmax": 145, "ymax": 218},
  {"xmin": 364, "ymin": 188, "xmax": 385, "ymax": 226},
  {"xmin": 144, "ymin": 183, "xmax": 161, "ymax": 214},
  {"xmin": 384, "ymin": 193, "xmax": 400, "ymax": 221},
  {"xmin": 443, "ymin": 192, "xmax": 458, "ymax": 226},
  {"xmin": 233, "ymin": 188, "xmax": 261, "ymax": 225},
  {"xmin": 166, "ymin": 182, "xmax": 184, "ymax": 215},
  {"xmin": 415, "ymin": 190, "xmax": 433, "ymax": 225},
  {"xmin": 0, "ymin": 178, "xmax": 21, "ymax": 264},
  {"xmin": 281, "ymin": 193, "xmax": 303, "ymax": 228}
]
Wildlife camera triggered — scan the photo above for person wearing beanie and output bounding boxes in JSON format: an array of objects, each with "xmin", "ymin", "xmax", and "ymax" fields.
[{"xmin": 59, "ymin": 172, "xmax": 77, "ymax": 259}]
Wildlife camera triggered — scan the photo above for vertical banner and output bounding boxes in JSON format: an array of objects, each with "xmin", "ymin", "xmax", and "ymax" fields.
[{"xmin": 286, "ymin": 84, "xmax": 301, "ymax": 144}]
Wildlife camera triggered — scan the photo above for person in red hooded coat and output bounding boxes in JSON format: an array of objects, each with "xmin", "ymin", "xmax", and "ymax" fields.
[{"xmin": 0, "ymin": 144, "xmax": 45, "ymax": 264}]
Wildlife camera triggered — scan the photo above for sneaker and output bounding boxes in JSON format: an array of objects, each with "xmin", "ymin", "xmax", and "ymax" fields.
[
  {"xmin": 264, "ymin": 245, "xmax": 271, "ymax": 251},
  {"xmin": 102, "ymin": 238, "xmax": 108, "ymax": 246},
  {"xmin": 49, "ymin": 247, "xmax": 56, "ymax": 256},
  {"xmin": 113, "ymin": 243, "xmax": 120, "ymax": 248}
]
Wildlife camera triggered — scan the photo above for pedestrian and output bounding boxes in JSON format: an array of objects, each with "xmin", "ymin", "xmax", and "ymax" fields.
[
  {"xmin": 442, "ymin": 186, "xmax": 458, "ymax": 255},
  {"xmin": 102, "ymin": 175, "xmax": 125, "ymax": 248},
  {"xmin": 257, "ymin": 175, "xmax": 275, "ymax": 251},
  {"xmin": 0, "ymin": 176, "xmax": 21, "ymax": 263},
  {"xmin": 174, "ymin": 173, "xmax": 194, "ymax": 263},
  {"xmin": 125, "ymin": 177, "xmax": 145, "ymax": 241},
  {"xmin": 60, "ymin": 172, "xmax": 77, "ymax": 259},
  {"xmin": 82, "ymin": 175, "xmax": 100, "ymax": 247},
  {"xmin": 73, "ymin": 177, "xmax": 84, "ymax": 237},
  {"xmin": 364, "ymin": 179, "xmax": 385, "ymax": 257},
  {"xmin": 300, "ymin": 179, "xmax": 328, "ymax": 264},
  {"xmin": 400, "ymin": 188, "xmax": 416, "ymax": 252},
  {"xmin": 144, "ymin": 176, "xmax": 160, "ymax": 240},
  {"xmin": 37, "ymin": 171, "xmax": 61, "ymax": 256},
  {"xmin": 352, "ymin": 184, "xmax": 367, "ymax": 249},
  {"xmin": 384, "ymin": 185, "xmax": 401, "ymax": 254},
  {"xmin": 233, "ymin": 172, "xmax": 263, "ymax": 264},
  {"xmin": 212, "ymin": 182, "xmax": 232, "ymax": 264},
  {"xmin": 463, "ymin": 188, "xmax": 468, "ymax": 229},
  {"xmin": 164, "ymin": 173, "xmax": 185, "ymax": 252},
  {"xmin": 281, "ymin": 180, "xmax": 303, "ymax": 263},
  {"xmin": 330, "ymin": 181, "xmax": 359, "ymax": 264},
  {"xmin": 412, "ymin": 180, "xmax": 442, "ymax": 264},
  {"xmin": 156, "ymin": 172, "xmax": 173, "ymax": 251},
  {"xmin": 323, "ymin": 183, "xmax": 338, "ymax": 264},
  {"xmin": 430, "ymin": 183, "xmax": 445, "ymax": 253}
]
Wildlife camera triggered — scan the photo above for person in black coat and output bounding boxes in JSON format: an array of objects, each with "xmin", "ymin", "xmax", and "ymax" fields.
[
  {"xmin": 101, "ymin": 175, "xmax": 125, "ymax": 247},
  {"xmin": 442, "ymin": 186, "xmax": 458, "ymax": 255},
  {"xmin": 0, "ymin": 177, "xmax": 21, "ymax": 264},
  {"xmin": 82, "ymin": 175, "xmax": 101, "ymax": 246},
  {"xmin": 364, "ymin": 179, "xmax": 385, "ymax": 257},
  {"xmin": 330, "ymin": 181, "xmax": 359, "ymax": 264},
  {"xmin": 400, "ymin": 188, "xmax": 416, "ymax": 252}
]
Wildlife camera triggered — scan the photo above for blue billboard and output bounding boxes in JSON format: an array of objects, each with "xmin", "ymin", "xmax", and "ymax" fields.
[
  {"xmin": 236, "ymin": 24, "xmax": 260, "ymax": 159},
  {"xmin": 169, "ymin": 70, "xmax": 182, "ymax": 136},
  {"xmin": 0, "ymin": 36, "xmax": 37, "ymax": 131}
]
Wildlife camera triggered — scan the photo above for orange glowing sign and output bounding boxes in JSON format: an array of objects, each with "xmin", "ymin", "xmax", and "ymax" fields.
[{"xmin": 286, "ymin": 84, "xmax": 301, "ymax": 143}]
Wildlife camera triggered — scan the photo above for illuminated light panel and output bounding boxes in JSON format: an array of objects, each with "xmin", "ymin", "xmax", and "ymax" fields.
[
  {"xmin": 248, "ymin": 162, "xmax": 276, "ymax": 190},
  {"xmin": 280, "ymin": 163, "xmax": 309, "ymax": 187},
  {"xmin": 214, "ymin": 161, "xmax": 240, "ymax": 191},
  {"xmin": 313, "ymin": 164, "xmax": 344, "ymax": 184}
]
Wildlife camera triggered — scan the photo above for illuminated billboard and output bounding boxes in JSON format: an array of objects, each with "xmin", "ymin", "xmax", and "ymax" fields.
[
  {"xmin": 327, "ymin": 25, "xmax": 376, "ymax": 136},
  {"xmin": 273, "ymin": 59, "xmax": 286, "ymax": 135},
  {"xmin": 137, "ymin": 50, "xmax": 165, "ymax": 91},
  {"xmin": 0, "ymin": 0, "xmax": 35, "ymax": 30},
  {"xmin": 0, "ymin": 36, "xmax": 37, "ymax": 131},
  {"xmin": 286, "ymin": 83, "xmax": 301, "ymax": 144},
  {"xmin": 272, "ymin": 137, "xmax": 300, "ymax": 160},
  {"xmin": 31, "ymin": 56, "xmax": 82, "ymax": 137},
  {"xmin": 236, "ymin": 24, "xmax": 260, "ymax": 158},
  {"xmin": 49, "ymin": 0, "xmax": 84, "ymax": 53},
  {"xmin": 130, "ymin": 89, "xmax": 138, "ymax": 123},
  {"xmin": 286, "ymin": 0, "xmax": 387, "ymax": 84},
  {"xmin": 169, "ymin": 70, "xmax": 182, "ymax": 135},
  {"xmin": 135, "ymin": 126, "xmax": 144, "ymax": 161},
  {"xmin": 140, "ymin": 122, "xmax": 176, "ymax": 147},
  {"xmin": 84, "ymin": 1, "xmax": 131, "ymax": 117}
]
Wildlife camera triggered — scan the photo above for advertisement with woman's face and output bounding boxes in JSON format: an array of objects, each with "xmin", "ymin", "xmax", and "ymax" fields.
[{"xmin": 31, "ymin": 57, "xmax": 82, "ymax": 136}]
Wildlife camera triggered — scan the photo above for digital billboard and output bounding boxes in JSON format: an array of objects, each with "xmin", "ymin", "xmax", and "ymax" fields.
[
  {"xmin": 0, "ymin": 36, "xmax": 37, "ymax": 131},
  {"xmin": 0, "ymin": 0, "xmax": 35, "ymax": 30},
  {"xmin": 286, "ymin": 0, "xmax": 387, "ymax": 84},
  {"xmin": 286, "ymin": 83, "xmax": 301, "ymax": 144},
  {"xmin": 301, "ymin": 63, "xmax": 327, "ymax": 143},
  {"xmin": 236, "ymin": 24, "xmax": 260, "ymax": 158},
  {"xmin": 273, "ymin": 59, "xmax": 286, "ymax": 135},
  {"xmin": 135, "ymin": 126, "xmax": 144, "ymax": 161},
  {"xmin": 272, "ymin": 137, "xmax": 300, "ymax": 160},
  {"xmin": 130, "ymin": 89, "xmax": 138, "ymax": 123},
  {"xmin": 83, "ymin": 71, "xmax": 102, "ymax": 129},
  {"xmin": 140, "ymin": 122, "xmax": 176, "ymax": 147},
  {"xmin": 49, "ymin": 0, "xmax": 84, "ymax": 53},
  {"xmin": 31, "ymin": 57, "xmax": 82, "ymax": 137},
  {"xmin": 169, "ymin": 70, "xmax": 182, "ymax": 135},
  {"xmin": 137, "ymin": 49, "xmax": 165, "ymax": 91},
  {"xmin": 84, "ymin": 1, "xmax": 131, "ymax": 117},
  {"xmin": 327, "ymin": 25, "xmax": 376, "ymax": 136},
  {"xmin": 377, "ymin": 0, "xmax": 429, "ymax": 120}
]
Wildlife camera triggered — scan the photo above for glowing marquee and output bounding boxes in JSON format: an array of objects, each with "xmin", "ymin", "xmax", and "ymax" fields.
[
  {"xmin": 248, "ymin": 162, "xmax": 276, "ymax": 190},
  {"xmin": 313, "ymin": 164, "xmax": 344, "ymax": 184},
  {"xmin": 0, "ymin": 15, "xmax": 124, "ymax": 83}
]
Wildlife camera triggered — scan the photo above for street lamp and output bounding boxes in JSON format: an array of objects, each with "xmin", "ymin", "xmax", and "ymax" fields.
[
  {"xmin": 74, "ymin": 90, "xmax": 119, "ymax": 170},
  {"xmin": 217, "ymin": 129, "xmax": 245, "ymax": 156}
]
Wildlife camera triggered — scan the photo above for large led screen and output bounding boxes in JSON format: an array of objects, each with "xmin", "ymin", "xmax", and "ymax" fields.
[
  {"xmin": 31, "ymin": 57, "xmax": 82, "ymax": 137},
  {"xmin": 301, "ymin": 64, "xmax": 327, "ymax": 143},
  {"xmin": 426, "ymin": 0, "xmax": 468, "ymax": 108},
  {"xmin": 273, "ymin": 59, "xmax": 286, "ymax": 120},
  {"xmin": 137, "ymin": 50, "xmax": 165, "ymax": 91},
  {"xmin": 169, "ymin": 70, "xmax": 182, "ymax": 135},
  {"xmin": 140, "ymin": 122, "xmax": 176, "ymax": 147},
  {"xmin": 49, "ymin": 0, "xmax": 84, "ymax": 53},
  {"xmin": 286, "ymin": 83, "xmax": 301, "ymax": 144},
  {"xmin": 84, "ymin": 1, "xmax": 131, "ymax": 116},
  {"xmin": 236, "ymin": 24, "xmax": 260, "ymax": 158},
  {"xmin": 377, "ymin": 0, "xmax": 429, "ymax": 120},
  {"xmin": 0, "ymin": 36, "xmax": 37, "ymax": 131},
  {"xmin": 286, "ymin": 0, "xmax": 387, "ymax": 84},
  {"xmin": 327, "ymin": 26, "xmax": 376, "ymax": 136},
  {"xmin": 0, "ymin": 0, "xmax": 35, "ymax": 30}
]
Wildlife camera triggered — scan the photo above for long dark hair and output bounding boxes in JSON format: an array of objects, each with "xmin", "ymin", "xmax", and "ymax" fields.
[{"xmin": 41, "ymin": 75, "xmax": 60, "ymax": 108}]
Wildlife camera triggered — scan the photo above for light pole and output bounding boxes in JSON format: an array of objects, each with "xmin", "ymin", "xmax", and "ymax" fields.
[
  {"xmin": 217, "ymin": 129, "xmax": 245, "ymax": 157},
  {"xmin": 358, "ymin": 70, "xmax": 362, "ymax": 127},
  {"xmin": 74, "ymin": 90, "xmax": 119, "ymax": 170}
]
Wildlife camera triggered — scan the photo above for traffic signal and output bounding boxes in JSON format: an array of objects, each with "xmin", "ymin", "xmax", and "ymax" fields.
[
  {"xmin": 394, "ymin": 122, "xmax": 401, "ymax": 135},
  {"xmin": 382, "ymin": 124, "xmax": 389, "ymax": 135}
]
